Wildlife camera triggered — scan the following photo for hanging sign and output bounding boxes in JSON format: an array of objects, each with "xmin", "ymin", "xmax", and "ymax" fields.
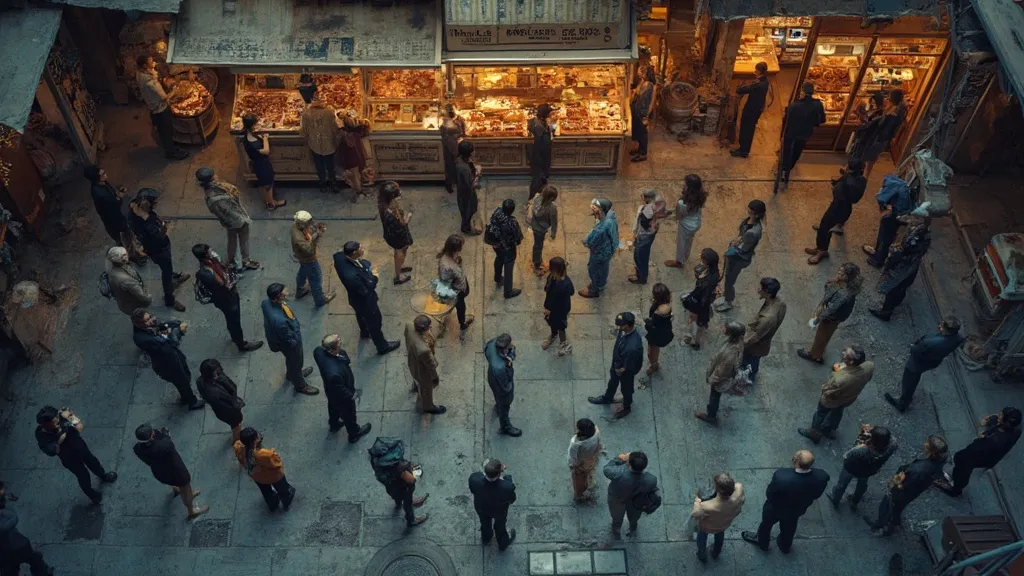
[{"xmin": 446, "ymin": 23, "xmax": 621, "ymax": 50}]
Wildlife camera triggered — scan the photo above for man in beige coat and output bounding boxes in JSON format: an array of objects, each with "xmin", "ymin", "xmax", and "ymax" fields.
[
  {"xmin": 695, "ymin": 322, "xmax": 746, "ymax": 426},
  {"xmin": 197, "ymin": 167, "xmax": 259, "ymax": 272},
  {"xmin": 299, "ymin": 88, "xmax": 341, "ymax": 192},
  {"xmin": 743, "ymin": 277, "xmax": 786, "ymax": 380},
  {"xmin": 404, "ymin": 315, "xmax": 445, "ymax": 415},
  {"xmin": 106, "ymin": 246, "xmax": 151, "ymax": 316},
  {"xmin": 799, "ymin": 344, "xmax": 874, "ymax": 443},
  {"xmin": 691, "ymin": 472, "xmax": 745, "ymax": 562}
]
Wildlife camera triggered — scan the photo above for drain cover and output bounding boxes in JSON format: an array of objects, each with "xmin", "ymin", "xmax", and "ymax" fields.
[{"xmin": 365, "ymin": 538, "xmax": 456, "ymax": 576}]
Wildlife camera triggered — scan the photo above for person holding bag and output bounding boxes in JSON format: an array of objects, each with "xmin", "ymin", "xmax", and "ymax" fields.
[
  {"xmin": 436, "ymin": 234, "xmax": 474, "ymax": 337},
  {"xmin": 682, "ymin": 248, "xmax": 721, "ymax": 350},
  {"xmin": 798, "ymin": 263, "xmax": 862, "ymax": 364}
]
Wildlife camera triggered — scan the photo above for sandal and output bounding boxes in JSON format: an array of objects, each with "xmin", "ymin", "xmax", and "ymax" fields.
[
  {"xmin": 243, "ymin": 260, "xmax": 262, "ymax": 270},
  {"xmin": 683, "ymin": 336, "xmax": 701, "ymax": 350},
  {"xmin": 393, "ymin": 275, "xmax": 411, "ymax": 285},
  {"xmin": 541, "ymin": 336, "xmax": 556, "ymax": 350}
]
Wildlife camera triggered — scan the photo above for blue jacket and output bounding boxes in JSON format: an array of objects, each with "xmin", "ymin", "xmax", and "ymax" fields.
[
  {"xmin": 484, "ymin": 338, "xmax": 514, "ymax": 405},
  {"xmin": 875, "ymin": 175, "xmax": 913, "ymax": 215},
  {"xmin": 262, "ymin": 298, "xmax": 301, "ymax": 352},
  {"xmin": 907, "ymin": 332, "xmax": 964, "ymax": 372},
  {"xmin": 335, "ymin": 254, "xmax": 379, "ymax": 311},
  {"xmin": 584, "ymin": 210, "xmax": 619, "ymax": 261}
]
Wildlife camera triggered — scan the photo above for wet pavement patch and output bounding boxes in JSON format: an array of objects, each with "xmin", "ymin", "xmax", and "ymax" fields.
[
  {"xmin": 304, "ymin": 500, "xmax": 361, "ymax": 546},
  {"xmin": 63, "ymin": 504, "xmax": 104, "ymax": 541},
  {"xmin": 189, "ymin": 519, "xmax": 231, "ymax": 547},
  {"xmin": 364, "ymin": 537, "xmax": 457, "ymax": 576}
]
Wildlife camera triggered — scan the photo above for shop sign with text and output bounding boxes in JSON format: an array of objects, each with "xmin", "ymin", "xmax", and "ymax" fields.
[{"xmin": 446, "ymin": 23, "xmax": 621, "ymax": 50}]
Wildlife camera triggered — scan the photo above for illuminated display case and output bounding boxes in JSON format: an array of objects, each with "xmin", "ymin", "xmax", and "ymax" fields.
[
  {"xmin": 366, "ymin": 69, "xmax": 443, "ymax": 131},
  {"xmin": 849, "ymin": 38, "xmax": 946, "ymax": 123},
  {"xmin": 805, "ymin": 36, "xmax": 870, "ymax": 125},
  {"xmin": 230, "ymin": 72, "xmax": 363, "ymax": 132}
]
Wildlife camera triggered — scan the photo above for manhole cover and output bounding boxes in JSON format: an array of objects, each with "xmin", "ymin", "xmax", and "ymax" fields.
[{"xmin": 365, "ymin": 538, "xmax": 456, "ymax": 576}]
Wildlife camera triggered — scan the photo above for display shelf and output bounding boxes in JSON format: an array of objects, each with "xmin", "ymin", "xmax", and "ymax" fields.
[{"xmin": 230, "ymin": 73, "xmax": 363, "ymax": 132}]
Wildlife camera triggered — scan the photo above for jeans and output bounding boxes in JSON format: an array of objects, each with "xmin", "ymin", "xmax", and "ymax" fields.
[
  {"xmin": 354, "ymin": 306, "xmax": 390, "ymax": 352},
  {"xmin": 696, "ymin": 531, "xmax": 724, "ymax": 558},
  {"xmin": 219, "ymin": 302, "xmax": 246, "ymax": 348},
  {"xmin": 602, "ymin": 367, "xmax": 635, "ymax": 409},
  {"xmin": 62, "ymin": 448, "xmax": 107, "ymax": 501},
  {"xmin": 226, "ymin": 224, "xmax": 251, "ymax": 267},
  {"xmin": 898, "ymin": 364, "xmax": 924, "ymax": 409},
  {"xmin": 532, "ymin": 229, "xmax": 547, "ymax": 268},
  {"xmin": 831, "ymin": 469, "xmax": 869, "ymax": 505},
  {"xmin": 632, "ymin": 234, "xmax": 655, "ymax": 282},
  {"xmin": 608, "ymin": 498, "xmax": 642, "ymax": 530},
  {"xmin": 881, "ymin": 270, "xmax": 918, "ymax": 314},
  {"xmin": 706, "ymin": 388, "xmax": 722, "ymax": 418},
  {"xmin": 479, "ymin": 512, "xmax": 512, "ymax": 549},
  {"xmin": 296, "ymin": 261, "xmax": 327, "ymax": 306},
  {"xmin": 493, "ymin": 247, "xmax": 516, "ymax": 297},
  {"xmin": 282, "ymin": 345, "xmax": 307, "ymax": 390},
  {"xmin": 148, "ymin": 249, "xmax": 177, "ymax": 306},
  {"xmin": 588, "ymin": 256, "xmax": 611, "ymax": 293},
  {"xmin": 150, "ymin": 109, "xmax": 177, "ymax": 155},
  {"xmin": 255, "ymin": 475, "xmax": 294, "ymax": 511},
  {"xmin": 742, "ymin": 352, "xmax": 761, "ymax": 379},
  {"xmin": 870, "ymin": 213, "xmax": 902, "ymax": 266},
  {"xmin": 722, "ymin": 255, "xmax": 751, "ymax": 303},
  {"xmin": 756, "ymin": 502, "xmax": 799, "ymax": 552},
  {"xmin": 455, "ymin": 290, "xmax": 468, "ymax": 327},
  {"xmin": 311, "ymin": 152, "xmax": 336, "ymax": 186},
  {"xmin": 810, "ymin": 401, "xmax": 847, "ymax": 434}
]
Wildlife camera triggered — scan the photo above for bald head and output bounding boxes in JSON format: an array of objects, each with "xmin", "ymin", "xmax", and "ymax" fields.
[
  {"xmin": 321, "ymin": 333, "xmax": 341, "ymax": 351},
  {"xmin": 413, "ymin": 315, "xmax": 431, "ymax": 333},
  {"xmin": 793, "ymin": 450, "xmax": 815, "ymax": 470}
]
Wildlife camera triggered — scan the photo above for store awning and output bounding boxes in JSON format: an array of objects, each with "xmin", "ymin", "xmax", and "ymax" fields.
[
  {"xmin": 0, "ymin": 6, "xmax": 62, "ymax": 133},
  {"xmin": 48, "ymin": 0, "xmax": 183, "ymax": 12},
  {"xmin": 970, "ymin": 0, "xmax": 1024, "ymax": 104},
  {"xmin": 710, "ymin": 0, "xmax": 940, "ymax": 20},
  {"xmin": 167, "ymin": 0, "xmax": 440, "ymax": 68}
]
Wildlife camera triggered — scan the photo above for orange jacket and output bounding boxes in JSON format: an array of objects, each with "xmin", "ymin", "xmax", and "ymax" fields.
[{"xmin": 233, "ymin": 441, "xmax": 285, "ymax": 484}]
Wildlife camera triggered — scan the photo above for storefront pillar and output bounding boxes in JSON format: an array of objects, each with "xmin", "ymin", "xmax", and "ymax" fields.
[{"xmin": 709, "ymin": 20, "xmax": 745, "ymax": 93}]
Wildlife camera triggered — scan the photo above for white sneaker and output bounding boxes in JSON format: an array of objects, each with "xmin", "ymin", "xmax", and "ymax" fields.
[{"xmin": 557, "ymin": 342, "xmax": 573, "ymax": 357}]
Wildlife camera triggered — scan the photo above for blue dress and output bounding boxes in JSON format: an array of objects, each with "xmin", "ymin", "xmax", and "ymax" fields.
[{"xmin": 242, "ymin": 134, "xmax": 275, "ymax": 187}]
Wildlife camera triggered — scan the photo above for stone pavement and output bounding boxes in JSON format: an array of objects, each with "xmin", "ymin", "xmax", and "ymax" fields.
[{"xmin": 0, "ymin": 101, "xmax": 1015, "ymax": 576}]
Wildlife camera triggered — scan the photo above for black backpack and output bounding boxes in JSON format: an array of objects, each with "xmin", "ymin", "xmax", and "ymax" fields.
[
  {"xmin": 368, "ymin": 437, "xmax": 406, "ymax": 485},
  {"xmin": 632, "ymin": 487, "xmax": 662, "ymax": 515}
]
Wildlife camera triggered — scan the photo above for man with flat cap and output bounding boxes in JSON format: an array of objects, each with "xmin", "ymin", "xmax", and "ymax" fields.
[
  {"xmin": 128, "ymin": 187, "xmax": 189, "ymax": 312},
  {"xmin": 405, "ymin": 315, "xmax": 445, "ymax": 415},
  {"xmin": 742, "ymin": 450, "xmax": 829, "ymax": 554},
  {"xmin": 197, "ymin": 167, "xmax": 260, "ymax": 272},
  {"xmin": 262, "ymin": 283, "xmax": 319, "ymax": 396},
  {"xmin": 314, "ymin": 334, "xmax": 372, "ymax": 442},
  {"xmin": 588, "ymin": 312, "xmax": 644, "ymax": 418},
  {"xmin": 335, "ymin": 241, "xmax": 400, "ymax": 355},
  {"xmin": 291, "ymin": 210, "xmax": 336, "ymax": 309}
]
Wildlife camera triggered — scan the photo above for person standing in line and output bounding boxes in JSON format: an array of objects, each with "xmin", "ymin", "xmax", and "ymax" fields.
[
  {"xmin": 135, "ymin": 54, "xmax": 188, "ymax": 160},
  {"xmin": 526, "ymin": 184, "xmax": 559, "ymax": 276},
  {"xmin": 715, "ymin": 200, "xmax": 765, "ymax": 313},
  {"xmin": 298, "ymin": 86, "xmax": 341, "ymax": 193},
  {"xmin": 133, "ymin": 424, "xmax": 208, "ymax": 519},
  {"xmin": 664, "ymin": 174, "xmax": 707, "ymax": 269},
  {"xmin": 730, "ymin": 62, "xmax": 771, "ymax": 158},
  {"xmin": 849, "ymin": 93, "xmax": 886, "ymax": 164},
  {"xmin": 334, "ymin": 241, "xmax": 401, "ymax": 355},
  {"xmin": 779, "ymin": 82, "xmax": 826, "ymax": 182},
  {"xmin": 863, "ymin": 89, "xmax": 907, "ymax": 178},
  {"xmin": 440, "ymin": 104, "xmax": 467, "ymax": 195},
  {"xmin": 588, "ymin": 312, "xmax": 644, "ymax": 419},
  {"xmin": 35, "ymin": 406, "xmax": 117, "ymax": 504},
  {"xmin": 261, "ymin": 283, "xmax": 320, "ymax": 396},
  {"xmin": 196, "ymin": 167, "xmax": 261, "ymax": 272},
  {"xmin": 370, "ymin": 446, "xmax": 429, "ymax": 528},
  {"xmin": 234, "ymin": 427, "xmax": 295, "ymax": 512},
  {"xmin": 338, "ymin": 115, "xmax": 371, "ymax": 198},
  {"xmin": 742, "ymin": 277, "xmax": 786, "ymax": 381},
  {"xmin": 798, "ymin": 263, "xmax": 863, "ymax": 364},
  {"xmin": 629, "ymin": 188, "xmax": 667, "ymax": 285},
  {"xmin": 604, "ymin": 451, "xmax": 658, "ymax": 539},
  {"xmin": 455, "ymin": 140, "xmax": 482, "ymax": 235},
  {"xmin": 485, "ymin": 333, "xmax": 521, "ymax": 437},
  {"xmin": 934, "ymin": 408, "xmax": 1021, "ymax": 498},
  {"xmin": 377, "ymin": 181, "xmax": 414, "ymax": 285},
  {"xmin": 870, "ymin": 217, "xmax": 931, "ymax": 321},
  {"xmin": 829, "ymin": 424, "xmax": 897, "ymax": 512},
  {"xmin": 798, "ymin": 345, "xmax": 875, "ymax": 444},
  {"xmin": 131, "ymin": 309, "xmax": 206, "ymax": 410},
  {"xmin": 240, "ymin": 114, "xmax": 286, "ymax": 210},
  {"xmin": 643, "ymin": 283, "xmax": 673, "ymax": 379},
  {"xmin": 578, "ymin": 199, "xmax": 619, "ymax": 299},
  {"xmin": 567, "ymin": 418, "xmax": 602, "ymax": 502},
  {"xmin": 742, "ymin": 450, "xmax": 829, "ymax": 553},
  {"xmin": 436, "ymin": 234, "xmax": 475, "ymax": 337},
  {"xmin": 691, "ymin": 473, "xmax": 745, "ymax": 563},
  {"xmin": 106, "ymin": 246, "xmax": 151, "ymax": 316},
  {"xmin": 192, "ymin": 243, "xmax": 264, "ymax": 352},
  {"xmin": 682, "ymin": 248, "xmax": 721, "ymax": 350},
  {"xmin": 196, "ymin": 359, "xmax": 246, "ymax": 442},
  {"xmin": 629, "ymin": 67, "xmax": 657, "ymax": 163},
  {"xmin": 805, "ymin": 158, "xmax": 868, "ymax": 264},
  {"xmin": 695, "ymin": 322, "xmax": 746, "ymax": 426},
  {"xmin": 488, "ymin": 199, "xmax": 524, "ymax": 299},
  {"xmin": 863, "ymin": 175, "xmax": 913, "ymax": 268},
  {"xmin": 84, "ymin": 165, "xmax": 145, "ymax": 263},
  {"xmin": 403, "ymin": 316, "xmax": 446, "ymax": 415},
  {"xmin": 469, "ymin": 459, "xmax": 518, "ymax": 550},
  {"xmin": 528, "ymin": 104, "xmax": 554, "ymax": 198},
  {"xmin": 128, "ymin": 188, "xmax": 189, "ymax": 312},
  {"xmin": 0, "ymin": 482, "xmax": 52, "ymax": 576},
  {"xmin": 291, "ymin": 210, "xmax": 337, "ymax": 309},
  {"xmin": 885, "ymin": 316, "xmax": 964, "ymax": 412},
  {"xmin": 864, "ymin": 435, "xmax": 947, "ymax": 535},
  {"xmin": 542, "ymin": 256, "xmax": 575, "ymax": 357},
  {"xmin": 313, "ymin": 334, "xmax": 373, "ymax": 442}
]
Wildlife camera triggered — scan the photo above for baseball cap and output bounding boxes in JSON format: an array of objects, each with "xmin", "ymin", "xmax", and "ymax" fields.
[
  {"xmin": 294, "ymin": 210, "xmax": 313, "ymax": 224},
  {"xmin": 615, "ymin": 312, "xmax": 636, "ymax": 326}
]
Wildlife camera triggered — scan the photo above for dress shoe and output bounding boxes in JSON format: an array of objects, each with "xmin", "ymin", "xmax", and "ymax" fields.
[
  {"xmin": 884, "ymin": 392, "xmax": 907, "ymax": 412},
  {"xmin": 393, "ymin": 276, "xmax": 412, "ymax": 286},
  {"xmin": 280, "ymin": 486, "xmax": 296, "ymax": 510},
  {"xmin": 500, "ymin": 425, "xmax": 522, "ymax": 437},
  {"xmin": 577, "ymin": 287, "xmax": 600, "ymax": 298},
  {"xmin": 169, "ymin": 299, "xmax": 186, "ymax": 312},
  {"xmin": 172, "ymin": 272, "xmax": 191, "ymax": 287},
  {"xmin": 869, "ymin": 308, "xmax": 891, "ymax": 321},
  {"xmin": 796, "ymin": 348, "xmax": 824, "ymax": 364},
  {"xmin": 798, "ymin": 427, "xmax": 822, "ymax": 444},
  {"xmin": 504, "ymin": 289, "xmax": 522, "ymax": 299},
  {"xmin": 239, "ymin": 340, "xmax": 264, "ymax": 352},
  {"xmin": 807, "ymin": 250, "xmax": 828, "ymax": 265},
  {"xmin": 694, "ymin": 411, "xmax": 718, "ymax": 426},
  {"xmin": 378, "ymin": 341, "xmax": 401, "ymax": 355},
  {"xmin": 630, "ymin": 154, "xmax": 648, "ymax": 163},
  {"xmin": 730, "ymin": 149, "xmax": 748, "ymax": 158},
  {"xmin": 627, "ymin": 275, "xmax": 646, "ymax": 285},
  {"xmin": 408, "ymin": 514, "xmax": 429, "ymax": 527},
  {"xmin": 167, "ymin": 149, "xmax": 189, "ymax": 160},
  {"xmin": 741, "ymin": 531, "xmax": 768, "ymax": 550},
  {"xmin": 296, "ymin": 286, "xmax": 311, "ymax": 299},
  {"xmin": 614, "ymin": 407, "xmax": 631, "ymax": 419},
  {"xmin": 588, "ymin": 396, "xmax": 612, "ymax": 405},
  {"xmin": 348, "ymin": 423, "xmax": 372, "ymax": 443},
  {"xmin": 498, "ymin": 529, "xmax": 517, "ymax": 551},
  {"xmin": 101, "ymin": 472, "xmax": 118, "ymax": 483},
  {"xmin": 187, "ymin": 400, "xmax": 206, "ymax": 411},
  {"xmin": 460, "ymin": 315, "xmax": 475, "ymax": 330},
  {"xmin": 424, "ymin": 406, "xmax": 447, "ymax": 415},
  {"xmin": 295, "ymin": 386, "xmax": 320, "ymax": 396}
]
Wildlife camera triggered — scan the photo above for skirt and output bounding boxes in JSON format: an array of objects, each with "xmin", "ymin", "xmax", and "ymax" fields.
[
  {"xmin": 251, "ymin": 156, "xmax": 275, "ymax": 188},
  {"xmin": 546, "ymin": 312, "xmax": 569, "ymax": 332}
]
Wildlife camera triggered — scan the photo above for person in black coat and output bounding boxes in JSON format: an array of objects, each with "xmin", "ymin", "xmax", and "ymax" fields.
[
  {"xmin": 870, "ymin": 218, "xmax": 931, "ymax": 321},
  {"xmin": 731, "ymin": 62, "xmax": 770, "ymax": 158},
  {"xmin": 192, "ymin": 243, "xmax": 263, "ymax": 352},
  {"xmin": 528, "ymin": 104, "xmax": 554, "ymax": 199},
  {"xmin": 261, "ymin": 283, "xmax": 319, "ymax": 395},
  {"xmin": 313, "ymin": 333, "xmax": 372, "ymax": 442},
  {"xmin": 780, "ymin": 82, "xmax": 826, "ymax": 181},
  {"xmin": 936, "ymin": 408, "xmax": 1021, "ymax": 497},
  {"xmin": 885, "ymin": 316, "xmax": 965, "ymax": 412},
  {"xmin": 469, "ymin": 459, "xmax": 518, "ymax": 550},
  {"xmin": 455, "ymin": 140, "xmax": 482, "ymax": 235},
  {"xmin": 35, "ymin": 406, "xmax": 117, "ymax": 504},
  {"xmin": 589, "ymin": 312, "xmax": 644, "ymax": 419},
  {"xmin": 196, "ymin": 359, "xmax": 245, "ymax": 442},
  {"xmin": 864, "ymin": 435, "xmax": 947, "ymax": 535},
  {"xmin": 542, "ymin": 256, "xmax": 574, "ymax": 356},
  {"xmin": 829, "ymin": 425, "xmax": 897, "ymax": 511},
  {"xmin": 84, "ymin": 164, "xmax": 145, "ymax": 264},
  {"xmin": 485, "ymin": 333, "xmax": 521, "ymax": 437},
  {"xmin": 806, "ymin": 158, "xmax": 867, "ymax": 264},
  {"xmin": 131, "ymin": 308, "xmax": 205, "ymax": 410},
  {"xmin": 1, "ymin": 482, "xmax": 52, "ymax": 576},
  {"xmin": 742, "ymin": 450, "xmax": 829, "ymax": 553},
  {"xmin": 334, "ymin": 241, "xmax": 400, "ymax": 355},
  {"xmin": 127, "ymin": 188, "xmax": 188, "ymax": 311},
  {"xmin": 133, "ymin": 424, "xmax": 208, "ymax": 519}
]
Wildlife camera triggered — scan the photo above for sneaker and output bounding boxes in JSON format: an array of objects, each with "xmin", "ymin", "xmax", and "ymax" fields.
[
  {"xmin": 557, "ymin": 342, "xmax": 573, "ymax": 357},
  {"xmin": 713, "ymin": 300, "xmax": 733, "ymax": 312}
]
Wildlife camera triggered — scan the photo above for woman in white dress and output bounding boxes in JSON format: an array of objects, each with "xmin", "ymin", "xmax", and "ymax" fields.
[{"xmin": 664, "ymin": 174, "xmax": 707, "ymax": 269}]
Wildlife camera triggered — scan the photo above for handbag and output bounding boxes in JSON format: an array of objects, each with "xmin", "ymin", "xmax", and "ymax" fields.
[{"xmin": 632, "ymin": 487, "xmax": 663, "ymax": 515}]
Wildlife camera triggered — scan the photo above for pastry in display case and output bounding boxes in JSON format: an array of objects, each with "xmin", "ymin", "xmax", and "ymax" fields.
[
  {"xmin": 874, "ymin": 38, "xmax": 945, "ymax": 55},
  {"xmin": 230, "ymin": 73, "xmax": 363, "ymax": 131},
  {"xmin": 803, "ymin": 37, "xmax": 869, "ymax": 124},
  {"xmin": 169, "ymin": 79, "xmax": 213, "ymax": 118},
  {"xmin": 733, "ymin": 38, "xmax": 780, "ymax": 74},
  {"xmin": 366, "ymin": 69, "xmax": 442, "ymax": 131},
  {"xmin": 368, "ymin": 69, "xmax": 442, "ymax": 99}
]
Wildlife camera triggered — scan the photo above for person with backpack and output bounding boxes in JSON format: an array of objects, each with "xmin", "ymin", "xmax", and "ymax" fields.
[
  {"xmin": 131, "ymin": 308, "xmax": 205, "ymax": 410},
  {"xmin": 105, "ymin": 246, "xmax": 151, "ymax": 316},
  {"xmin": 526, "ymin": 184, "xmax": 558, "ymax": 275},
  {"xmin": 578, "ymin": 198, "xmax": 619, "ymax": 299},
  {"xmin": 469, "ymin": 458, "xmax": 517, "ymax": 550},
  {"xmin": 128, "ymin": 187, "xmax": 189, "ymax": 312},
  {"xmin": 603, "ymin": 451, "xmax": 659, "ymax": 539},
  {"xmin": 234, "ymin": 427, "xmax": 295, "ymax": 512},
  {"xmin": 742, "ymin": 450, "xmax": 829, "ymax": 553},
  {"xmin": 805, "ymin": 158, "xmax": 867, "ymax": 265},
  {"xmin": 486, "ymin": 199, "xmax": 524, "ymax": 299},
  {"xmin": 197, "ymin": 167, "xmax": 261, "ymax": 272},
  {"xmin": 192, "ymin": 243, "xmax": 263, "ymax": 352},
  {"xmin": 369, "ymin": 437, "xmax": 428, "ymax": 528}
]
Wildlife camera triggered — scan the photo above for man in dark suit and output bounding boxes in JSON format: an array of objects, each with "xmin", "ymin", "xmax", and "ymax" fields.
[
  {"xmin": 485, "ymin": 333, "xmax": 521, "ymax": 437},
  {"xmin": 261, "ymin": 283, "xmax": 319, "ymax": 395},
  {"xmin": 133, "ymin": 423, "xmax": 207, "ymax": 519},
  {"xmin": 131, "ymin": 308, "xmax": 205, "ymax": 410},
  {"xmin": 313, "ymin": 333, "xmax": 372, "ymax": 442},
  {"xmin": 468, "ymin": 458, "xmax": 518, "ymax": 550},
  {"xmin": 192, "ymin": 243, "xmax": 263, "ymax": 352},
  {"xmin": 588, "ymin": 312, "xmax": 644, "ymax": 419},
  {"xmin": 935, "ymin": 407, "xmax": 1021, "ymax": 497},
  {"xmin": 731, "ymin": 62, "xmax": 771, "ymax": 158},
  {"xmin": 780, "ymin": 82, "xmax": 826, "ymax": 182},
  {"xmin": 885, "ymin": 316, "xmax": 965, "ymax": 412},
  {"xmin": 334, "ymin": 241, "xmax": 400, "ymax": 356},
  {"xmin": 742, "ymin": 450, "xmax": 829, "ymax": 553}
]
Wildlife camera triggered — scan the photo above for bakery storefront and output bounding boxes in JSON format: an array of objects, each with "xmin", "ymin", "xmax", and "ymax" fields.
[
  {"xmin": 443, "ymin": 0, "xmax": 635, "ymax": 175},
  {"xmin": 167, "ymin": 0, "xmax": 444, "ymax": 182}
]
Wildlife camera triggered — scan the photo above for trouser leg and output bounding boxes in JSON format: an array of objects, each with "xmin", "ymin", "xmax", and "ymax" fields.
[
  {"xmin": 776, "ymin": 516, "xmax": 799, "ymax": 552},
  {"xmin": 493, "ymin": 513, "xmax": 511, "ymax": 549},
  {"xmin": 808, "ymin": 320, "xmax": 839, "ymax": 359},
  {"xmin": 603, "ymin": 368, "xmax": 621, "ymax": 402},
  {"xmin": 706, "ymin": 389, "xmax": 722, "ymax": 418},
  {"xmin": 400, "ymin": 485, "xmax": 415, "ymax": 524},
  {"xmin": 832, "ymin": 469, "xmax": 853, "ymax": 500},
  {"xmin": 81, "ymin": 445, "xmax": 108, "ymax": 478},
  {"xmin": 238, "ymin": 223, "xmax": 251, "ymax": 262},
  {"xmin": 171, "ymin": 373, "xmax": 199, "ymax": 404},
  {"xmin": 816, "ymin": 212, "xmax": 838, "ymax": 251},
  {"xmin": 620, "ymin": 374, "xmax": 635, "ymax": 408},
  {"xmin": 899, "ymin": 365, "xmax": 923, "ymax": 409},
  {"xmin": 341, "ymin": 401, "xmax": 362, "ymax": 437},
  {"xmin": 810, "ymin": 402, "xmax": 830, "ymax": 431},
  {"xmin": 256, "ymin": 481, "xmax": 280, "ymax": 510},
  {"xmin": 872, "ymin": 214, "xmax": 901, "ymax": 264},
  {"xmin": 417, "ymin": 378, "xmax": 437, "ymax": 411},
  {"xmin": 222, "ymin": 304, "xmax": 246, "ymax": 348},
  {"xmin": 455, "ymin": 292, "xmax": 467, "ymax": 327},
  {"xmin": 354, "ymin": 309, "xmax": 369, "ymax": 336},
  {"xmin": 696, "ymin": 531, "xmax": 709, "ymax": 557},
  {"xmin": 364, "ymin": 307, "xmax": 390, "ymax": 352},
  {"xmin": 950, "ymin": 451, "xmax": 975, "ymax": 494},
  {"xmin": 479, "ymin": 513, "xmax": 494, "ymax": 542},
  {"xmin": 756, "ymin": 504, "xmax": 777, "ymax": 549},
  {"xmin": 312, "ymin": 153, "xmax": 328, "ymax": 185},
  {"xmin": 532, "ymin": 229, "xmax": 545, "ymax": 268},
  {"xmin": 150, "ymin": 250, "xmax": 177, "ymax": 306},
  {"xmin": 633, "ymin": 114, "xmax": 648, "ymax": 154},
  {"xmin": 882, "ymin": 272, "xmax": 917, "ymax": 313},
  {"xmin": 608, "ymin": 498, "xmax": 626, "ymax": 528},
  {"xmin": 64, "ymin": 460, "xmax": 100, "ymax": 500},
  {"xmin": 283, "ymin": 346, "xmax": 307, "ymax": 389},
  {"xmin": 851, "ymin": 476, "xmax": 869, "ymax": 504},
  {"xmin": 152, "ymin": 109, "xmax": 177, "ymax": 155},
  {"xmin": 502, "ymin": 253, "xmax": 516, "ymax": 297},
  {"xmin": 712, "ymin": 532, "xmax": 724, "ymax": 555},
  {"xmin": 227, "ymin": 228, "xmax": 239, "ymax": 267},
  {"xmin": 588, "ymin": 257, "xmax": 610, "ymax": 292},
  {"xmin": 737, "ymin": 113, "xmax": 758, "ymax": 153},
  {"xmin": 634, "ymin": 236, "xmax": 653, "ymax": 282},
  {"xmin": 722, "ymin": 255, "xmax": 749, "ymax": 303},
  {"xmin": 327, "ymin": 398, "xmax": 344, "ymax": 429},
  {"xmin": 819, "ymin": 403, "xmax": 846, "ymax": 434},
  {"xmin": 493, "ymin": 250, "xmax": 503, "ymax": 283},
  {"xmin": 788, "ymin": 138, "xmax": 807, "ymax": 170},
  {"xmin": 307, "ymin": 262, "xmax": 326, "ymax": 306},
  {"xmin": 296, "ymin": 263, "xmax": 309, "ymax": 293},
  {"xmin": 742, "ymin": 353, "xmax": 761, "ymax": 378},
  {"xmin": 496, "ymin": 402, "xmax": 512, "ymax": 430}
]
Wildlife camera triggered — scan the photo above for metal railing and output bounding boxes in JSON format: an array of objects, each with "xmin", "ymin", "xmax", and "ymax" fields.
[{"xmin": 939, "ymin": 539, "xmax": 1024, "ymax": 576}]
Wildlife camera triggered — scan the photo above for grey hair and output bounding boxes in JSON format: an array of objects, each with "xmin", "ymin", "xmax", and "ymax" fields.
[
  {"xmin": 642, "ymin": 188, "xmax": 657, "ymax": 201},
  {"xmin": 725, "ymin": 321, "xmax": 746, "ymax": 343},
  {"xmin": 847, "ymin": 344, "xmax": 867, "ymax": 365}
]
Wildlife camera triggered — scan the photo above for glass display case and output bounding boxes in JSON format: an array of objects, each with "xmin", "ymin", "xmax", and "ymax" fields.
[
  {"xmin": 230, "ymin": 72, "xmax": 363, "ymax": 132},
  {"xmin": 847, "ymin": 38, "xmax": 946, "ymax": 122},
  {"xmin": 805, "ymin": 36, "xmax": 870, "ymax": 125},
  {"xmin": 366, "ymin": 69, "xmax": 443, "ymax": 131},
  {"xmin": 757, "ymin": 17, "xmax": 814, "ymax": 64}
]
